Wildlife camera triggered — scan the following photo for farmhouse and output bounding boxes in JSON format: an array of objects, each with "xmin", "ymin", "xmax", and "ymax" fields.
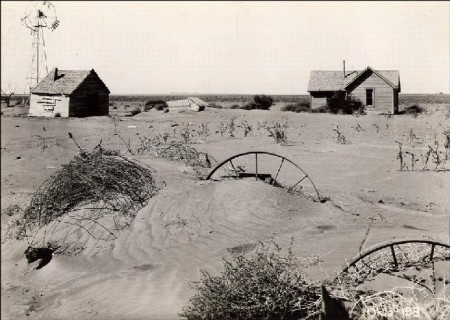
[
  {"xmin": 166, "ymin": 97, "xmax": 207, "ymax": 112},
  {"xmin": 308, "ymin": 62, "xmax": 401, "ymax": 114},
  {"xmin": 29, "ymin": 68, "xmax": 110, "ymax": 117}
]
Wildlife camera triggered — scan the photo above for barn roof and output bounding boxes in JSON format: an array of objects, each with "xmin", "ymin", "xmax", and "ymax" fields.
[
  {"xmin": 308, "ymin": 67, "xmax": 400, "ymax": 92},
  {"xmin": 31, "ymin": 68, "xmax": 110, "ymax": 95}
]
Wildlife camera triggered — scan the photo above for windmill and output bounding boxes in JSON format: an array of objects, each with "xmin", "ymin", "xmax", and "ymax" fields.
[{"xmin": 21, "ymin": 1, "xmax": 60, "ymax": 93}]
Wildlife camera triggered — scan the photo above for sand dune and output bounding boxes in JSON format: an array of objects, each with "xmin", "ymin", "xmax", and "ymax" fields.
[{"xmin": 2, "ymin": 106, "xmax": 449, "ymax": 319}]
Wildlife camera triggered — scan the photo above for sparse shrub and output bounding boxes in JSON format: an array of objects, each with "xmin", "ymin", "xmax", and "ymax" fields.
[
  {"xmin": 240, "ymin": 119, "xmax": 252, "ymax": 137},
  {"xmin": 230, "ymin": 104, "xmax": 241, "ymax": 109},
  {"xmin": 444, "ymin": 130, "xmax": 450, "ymax": 150},
  {"xmin": 240, "ymin": 102, "xmax": 255, "ymax": 110},
  {"xmin": 144, "ymin": 100, "xmax": 167, "ymax": 112},
  {"xmin": 260, "ymin": 119, "xmax": 288, "ymax": 145},
  {"xmin": 242, "ymin": 95, "xmax": 274, "ymax": 110},
  {"xmin": 405, "ymin": 150, "xmax": 419, "ymax": 171},
  {"xmin": 197, "ymin": 123, "xmax": 210, "ymax": 141},
  {"xmin": 180, "ymin": 240, "xmax": 321, "ymax": 320},
  {"xmin": 333, "ymin": 125, "xmax": 348, "ymax": 144},
  {"xmin": 124, "ymin": 104, "xmax": 130, "ymax": 109},
  {"xmin": 228, "ymin": 117, "xmax": 237, "ymax": 138},
  {"xmin": 180, "ymin": 123, "xmax": 194, "ymax": 144},
  {"xmin": 281, "ymin": 102, "xmax": 311, "ymax": 113},
  {"xmin": 409, "ymin": 128, "xmax": 418, "ymax": 143},
  {"xmin": 130, "ymin": 107, "xmax": 141, "ymax": 116},
  {"xmin": 208, "ymin": 103, "xmax": 222, "ymax": 109},
  {"xmin": 311, "ymin": 105, "xmax": 329, "ymax": 113},
  {"xmin": 253, "ymin": 95, "xmax": 274, "ymax": 110},
  {"xmin": 326, "ymin": 92, "xmax": 364, "ymax": 115},
  {"xmin": 219, "ymin": 121, "xmax": 227, "ymax": 138},
  {"xmin": 154, "ymin": 104, "xmax": 166, "ymax": 111},
  {"xmin": 400, "ymin": 105, "xmax": 426, "ymax": 117},
  {"xmin": 352, "ymin": 123, "xmax": 364, "ymax": 132},
  {"xmin": 3, "ymin": 204, "xmax": 21, "ymax": 216},
  {"xmin": 54, "ymin": 112, "xmax": 61, "ymax": 118},
  {"xmin": 372, "ymin": 124, "xmax": 380, "ymax": 133}
]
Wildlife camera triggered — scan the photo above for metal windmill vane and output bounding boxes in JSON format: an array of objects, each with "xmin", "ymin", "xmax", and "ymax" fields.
[{"xmin": 21, "ymin": 1, "xmax": 60, "ymax": 93}]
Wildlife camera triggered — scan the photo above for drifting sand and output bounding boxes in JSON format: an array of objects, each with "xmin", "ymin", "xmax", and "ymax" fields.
[{"xmin": 1, "ymin": 105, "xmax": 449, "ymax": 319}]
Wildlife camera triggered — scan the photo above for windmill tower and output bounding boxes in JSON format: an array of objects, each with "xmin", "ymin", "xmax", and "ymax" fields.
[{"xmin": 21, "ymin": 1, "xmax": 60, "ymax": 93}]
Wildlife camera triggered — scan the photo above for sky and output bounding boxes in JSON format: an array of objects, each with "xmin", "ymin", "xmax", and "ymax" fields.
[{"xmin": 1, "ymin": 1, "xmax": 449, "ymax": 95}]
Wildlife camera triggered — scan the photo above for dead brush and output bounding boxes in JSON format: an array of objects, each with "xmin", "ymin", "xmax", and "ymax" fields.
[
  {"xmin": 351, "ymin": 288, "xmax": 450, "ymax": 320},
  {"xmin": 19, "ymin": 135, "xmax": 160, "ymax": 243},
  {"xmin": 218, "ymin": 121, "xmax": 227, "ymax": 138},
  {"xmin": 180, "ymin": 123, "xmax": 194, "ymax": 144},
  {"xmin": 180, "ymin": 239, "xmax": 321, "ymax": 320},
  {"xmin": 240, "ymin": 118, "xmax": 253, "ymax": 137},
  {"xmin": 352, "ymin": 123, "xmax": 364, "ymax": 132},
  {"xmin": 228, "ymin": 116, "xmax": 237, "ymax": 138},
  {"xmin": 326, "ymin": 240, "xmax": 450, "ymax": 320},
  {"xmin": 259, "ymin": 119, "xmax": 289, "ymax": 145},
  {"xmin": 196, "ymin": 123, "xmax": 210, "ymax": 142},
  {"xmin": 372, "ymin": 124, "xmax": 380, "ymax": 133},
  {"xmin": 136, "ymin": 136, "xmax": 217, "ymax": 178},
  {"xmin": 333, "ymin": 125, "xmax": 348, "ymax": 145},
  {"xmin": 423, "ymin": 135, "xmax": 449, "ymax": 171}
]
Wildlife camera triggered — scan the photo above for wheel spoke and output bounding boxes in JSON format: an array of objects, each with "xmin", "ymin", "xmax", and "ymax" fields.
[
  {"xmin": 273, "ymin": 158, "xmax": 285, "ymax": 184},
  {"xmin": 430, "ymin": 244, "xmax": 435, "ymax": 261},
  {"xmin": 390, "ymin": 245, "xmax": 398, "ymax": 269},
  {"xmin": 229, "ymin": 160, "xmax": 239, "ymax": 178},
  {"xmin": 255, "ymin": 153, "xmax": 258, "ymax": 180},
  {"xmin": 287, "ymin": 175, "xmax": 308, "ymax": 192}
]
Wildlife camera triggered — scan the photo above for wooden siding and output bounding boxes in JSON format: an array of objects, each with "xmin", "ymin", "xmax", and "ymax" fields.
[
  {"xmin": 393, "ymin": 90, "xmax": 399, "ymax": 114},
  {"xmin": 69, "ymin": 72, "xmax": 110, "ymax": 117},
  {"xmin": 69, "ymin": 93, "xmax": 109, "ymax": 117},
  {"xmin": 347, "ymin": 71, "xmax": 395, "ymax": 112},
  {"xmin": 310, "ymin": 91, "xmax": 334, "ymax": 109},
  {"xmin": 28, "ymin": 94, "xmax": 70, "ymax": 117}
]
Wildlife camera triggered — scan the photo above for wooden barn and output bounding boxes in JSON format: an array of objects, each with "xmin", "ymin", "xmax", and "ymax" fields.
[
  {"xmin": 29, "ymin": 68, "xmax": 110, "ymax": 117},
  {"xmin": 308, "ymin": 62, "xmax": 401, "ymax": 114}
]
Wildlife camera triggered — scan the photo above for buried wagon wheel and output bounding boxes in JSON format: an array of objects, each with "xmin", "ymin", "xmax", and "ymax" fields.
[
  {"xmin": 331, "ymin": 239, "xmax": 450, "ymax": 294},
  {"xmin": 206, "ymin": 151, "xmax": 323, "ymax": 201}
]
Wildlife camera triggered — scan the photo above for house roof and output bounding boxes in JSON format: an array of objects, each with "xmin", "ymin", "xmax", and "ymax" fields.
[
  {"xmin": 308, "ymin": 67, "xmax": 400, "ymax": 92},
  {"xmin": 31, "ymin": 68, "xmax": 110, "ymax": 95}
]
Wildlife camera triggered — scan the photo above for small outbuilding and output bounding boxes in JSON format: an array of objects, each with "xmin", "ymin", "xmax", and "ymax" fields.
[
  {"xmin": 29, "ymin": 68, "xmax": 110, "ymax": 117},
  {"xmin": 308, "ymin": 62, "xmax": 401, "ymax": 114},
  {"xmin": 166, "ymin": 97, "xmax": 207, "ymax": 112}
]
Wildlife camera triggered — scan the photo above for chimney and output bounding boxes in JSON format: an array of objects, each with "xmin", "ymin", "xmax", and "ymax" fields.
[
  {"xmin": 343, "ymin": 60, "xmax": 346, "ymax": 79},
  {"xmin": 53, "ymin": 68, "xmax": 58, "ymax": 81}
]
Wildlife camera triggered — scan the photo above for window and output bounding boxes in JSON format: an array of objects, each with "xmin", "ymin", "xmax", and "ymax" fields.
[{"xmin": 366, "ymin": 89, "xmax": 374, "ymax": 106}]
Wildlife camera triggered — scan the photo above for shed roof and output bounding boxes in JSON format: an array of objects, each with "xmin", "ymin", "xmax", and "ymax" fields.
[
  {"xmin": 188, "ymin": 97, "xmax": 207, "ymax": 106},
  {"xmin": 31, "ymin": 68, "xmax": 110, "ymax": 95},
  {"xmin": 167, "ymin": 99, "xmax": 190, "ymax": 107},
  {"xmin": 308, "ymin": 67, "xmax": 400, "ymax": 92}
]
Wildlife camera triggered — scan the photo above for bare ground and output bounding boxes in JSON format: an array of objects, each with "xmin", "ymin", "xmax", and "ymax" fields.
[{"xmin": 1, "ymin": 103, "xmax": 449, "ymax": 319}]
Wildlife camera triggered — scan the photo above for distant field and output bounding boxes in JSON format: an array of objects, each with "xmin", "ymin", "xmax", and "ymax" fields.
[
  {"xmin": 6, "ymin": 93, "xmax": 449, "ymax": 108},
  {"xmin": 109, "ymin": 94, "xmax": 309, "ymax": 104},
  {"xmin": 399, "ymin": 93, "xmax": 449, "ymax": 105},
  {"xmin": 109, "ymin": 93, "xmax": 449, "ymax": 105}
]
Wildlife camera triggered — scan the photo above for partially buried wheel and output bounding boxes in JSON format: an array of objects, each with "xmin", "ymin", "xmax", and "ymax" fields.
[{"xmin": 206, "ymin": 151, "xmax": 323, "ymax": 201}]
